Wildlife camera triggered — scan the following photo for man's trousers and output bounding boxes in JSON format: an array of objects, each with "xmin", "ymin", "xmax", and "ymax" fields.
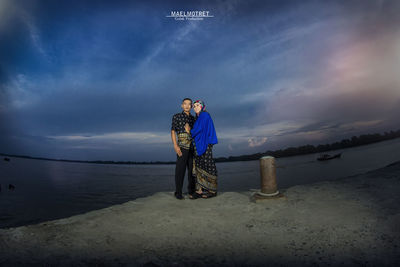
[{"xmin": 175, "ymin": 147, "xmax": 195, "ymax": 195}]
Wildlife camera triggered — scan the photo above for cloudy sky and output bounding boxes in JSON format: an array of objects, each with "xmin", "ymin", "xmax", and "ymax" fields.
[{"xmin": 1, "ymin": 0, "xmax": 399, "ymax": 161}]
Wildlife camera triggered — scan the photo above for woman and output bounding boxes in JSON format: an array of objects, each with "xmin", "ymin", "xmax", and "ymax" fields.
[{"xmin": 185, "ymin": 100, "xmax": 218, "ymax": 198}]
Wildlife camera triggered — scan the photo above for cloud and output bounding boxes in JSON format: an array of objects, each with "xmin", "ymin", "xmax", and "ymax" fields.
[
  {"xmin": 20, "ymin": 11, "xmax": 48, "ymax": 60},
  {"xmin": 1, "ymin": 0, "xmax": 400, "ymax": 161},
  {"xmin": 46, "ymin": 131, "xmax": 170, "ymax": 145},
  {"xmin": 248, "ymin": 137, "xmax": 268, "ymax": 147}
]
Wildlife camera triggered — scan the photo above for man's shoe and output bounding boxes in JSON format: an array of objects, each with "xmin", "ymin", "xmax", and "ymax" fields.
[{"xmin": 174, "ymin": 192, "xmax": 184, "ymax": 200}]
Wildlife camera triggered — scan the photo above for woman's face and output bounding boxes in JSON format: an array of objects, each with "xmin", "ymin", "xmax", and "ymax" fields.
[{"xmin": 193, "ymin": 103, "xmax": 202, "ymax": 114}]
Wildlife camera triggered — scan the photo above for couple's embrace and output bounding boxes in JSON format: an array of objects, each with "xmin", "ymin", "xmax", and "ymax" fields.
[{"xmin": 171, "ymin": 98, "xmax": 218, "ymax": 200}]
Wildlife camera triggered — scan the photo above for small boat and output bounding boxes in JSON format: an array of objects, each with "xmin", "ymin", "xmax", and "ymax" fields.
[
  {"xmin": 4, "ymin": 157, "xmax": 10, "ymax": 161},
  {"xmin": 317, "ymin": 153, "xmax": 342, "ymax": 161}
]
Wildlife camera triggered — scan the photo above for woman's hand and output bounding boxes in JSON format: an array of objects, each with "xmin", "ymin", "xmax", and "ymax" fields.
[{"xmin": 184, "ymin": 123, "xmax": 191, "ymax": 133}]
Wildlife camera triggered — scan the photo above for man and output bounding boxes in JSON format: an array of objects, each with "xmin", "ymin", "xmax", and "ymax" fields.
[{"xmin": 171, "ymin": 98, "xmax": 196, "ymax": 200}]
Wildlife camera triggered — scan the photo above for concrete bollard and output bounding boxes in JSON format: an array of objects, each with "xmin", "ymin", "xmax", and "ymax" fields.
[
  {"xmin": 260, "ymin": 156, "xmax": 279, "ymax": 196},
  {"xmin": 251, "ymin": 156, "xmax": 284, "ymax": 202}
]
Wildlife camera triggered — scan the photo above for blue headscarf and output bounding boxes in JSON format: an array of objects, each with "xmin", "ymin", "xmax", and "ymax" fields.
[{"xmin": 190, "ymin": 110, "xmax": 218, "ymax": 156}]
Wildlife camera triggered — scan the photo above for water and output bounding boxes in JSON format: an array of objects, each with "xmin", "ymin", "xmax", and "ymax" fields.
[{"xmin": 1, "ymin": 138, "xmax": 400, "ymax": 228}]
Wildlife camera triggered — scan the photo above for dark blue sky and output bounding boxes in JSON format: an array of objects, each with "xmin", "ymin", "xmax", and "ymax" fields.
[{"xmin": 1, "ymin": 0, "xmax": 400, "ymax": 161}]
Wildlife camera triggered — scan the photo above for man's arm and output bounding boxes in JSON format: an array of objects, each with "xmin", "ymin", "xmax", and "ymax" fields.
[
  {"xmin": 171, "ymin": 130, "xmax": 182, "ymax": 157},
  {"xmin": 171, "ymin": 114, "xmax": 182, "ymax": 157}
]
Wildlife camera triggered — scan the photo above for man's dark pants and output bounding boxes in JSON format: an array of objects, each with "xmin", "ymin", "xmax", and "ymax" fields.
[{"xmin": 175, "ymin": 146, "xmax": 195, "ymax": 196}]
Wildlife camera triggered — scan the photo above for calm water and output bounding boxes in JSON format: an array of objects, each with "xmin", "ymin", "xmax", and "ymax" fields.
[{"xmin": 1, "ymin": 138, "xmax": 400, "ymax": 228}]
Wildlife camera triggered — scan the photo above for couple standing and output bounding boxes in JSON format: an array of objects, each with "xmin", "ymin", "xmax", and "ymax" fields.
[{"xmin": 171, "ymin": 98, "xmax": 218, "ymax": 200}]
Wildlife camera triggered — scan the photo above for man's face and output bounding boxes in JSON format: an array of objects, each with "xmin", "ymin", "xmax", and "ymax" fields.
[{"xmin": 181, "ymin": 100, "xmax": 192, "ymax": 113}]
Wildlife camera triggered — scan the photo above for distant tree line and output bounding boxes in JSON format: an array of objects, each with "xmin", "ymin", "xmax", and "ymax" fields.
[
  {"xmin": 214, "ymin": 129, "xmax": 400, "ymax": 162},
  {"xmin": 1, "ymin": 129, "xmax": 400, "ymax": 165},
  {"xmin": 0, "ymin": 154, "xmax": 176, "ymax": 165}
]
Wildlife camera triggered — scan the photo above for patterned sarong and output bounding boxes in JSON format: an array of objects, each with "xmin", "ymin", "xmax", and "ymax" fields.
[{"xmin": 193, "ymin": 144, "xmax": 218, "ymax": 194}]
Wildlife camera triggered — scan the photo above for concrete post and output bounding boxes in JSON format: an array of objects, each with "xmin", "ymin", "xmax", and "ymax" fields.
[
  {"xmin": 251, "ymin": 156, "xmax": 283, "ymax": 202},
  {"xmin": 260, "ymin": 156, "xmax": 278, "ymax": 195}
]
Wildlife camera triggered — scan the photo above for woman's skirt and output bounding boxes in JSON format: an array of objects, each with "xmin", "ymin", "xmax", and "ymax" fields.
[{"xmin": 193, "ymin": 143, "xmax": 218, "ymax": 194}]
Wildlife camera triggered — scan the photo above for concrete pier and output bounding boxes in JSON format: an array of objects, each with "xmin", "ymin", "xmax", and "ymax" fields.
[{"xmin": 1, "ymin": 161, "xmax": 400, "ymax": 266}]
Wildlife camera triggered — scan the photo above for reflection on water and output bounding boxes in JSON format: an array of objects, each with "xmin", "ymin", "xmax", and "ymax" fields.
[{"xmin": 1, "ymin": 138, "xmax": 400, "ymax": 228}]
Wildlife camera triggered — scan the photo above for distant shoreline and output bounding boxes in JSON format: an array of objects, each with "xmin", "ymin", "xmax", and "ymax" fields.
[{"xmin": 1, "ymin": 129, "xmax": 399, "ymax": 165}]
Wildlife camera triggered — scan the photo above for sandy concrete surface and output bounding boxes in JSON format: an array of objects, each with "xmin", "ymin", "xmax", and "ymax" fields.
[{"xmin": 0, "ymin": 161, "xmax": 399, "ymax": 266}]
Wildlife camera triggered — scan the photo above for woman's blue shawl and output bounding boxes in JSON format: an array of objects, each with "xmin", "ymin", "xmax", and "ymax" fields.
[{"xmin": 190, "ymin": 111, "xmax": 218, "ymax": 156}]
